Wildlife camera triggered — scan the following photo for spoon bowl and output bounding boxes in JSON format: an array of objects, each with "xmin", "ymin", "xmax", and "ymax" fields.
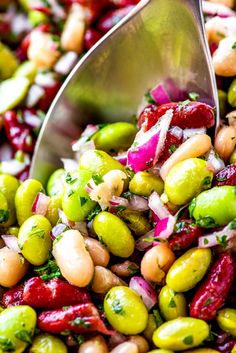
[{"xmin": 30, "ymin": 0, "xmax": 219, "ymax": 185}]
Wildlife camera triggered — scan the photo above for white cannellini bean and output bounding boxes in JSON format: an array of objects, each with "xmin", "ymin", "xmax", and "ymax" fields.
[
  {"xmin": 206, "ymin": 16, "xmax": 236, "ymax": 44},
  {"xmin": 52, "ymin": 229, "xmax": 94, "ymax": 287},
  {"xmin": 110, "ymin": 342, "xmax": 139, "ymax": 353},
  {"xmin": 213, "ymin": 35, "xmax": 236, "ymax": 76},
  {"xmin": 61, "ymin": 3, "xmax": 86, "ymax": 53},
  {"xmin": 0, "ymin": 247, "xmax": 28, "ymax": 287},
  {"xmin": 28, "ymin": 31, "xmax": 61, "ymax": 69}
]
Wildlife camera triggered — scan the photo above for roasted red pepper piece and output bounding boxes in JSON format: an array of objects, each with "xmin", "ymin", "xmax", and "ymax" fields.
[
  {"xmin": 213, "ymin": 164, "xmax": 236, "ymax": 187},
  {"xmin": 138, "ymin": 101, "xmax": 215, "ymax": 131},
  {"xmin": 97, "ymin": 6, "xmax": 135, "ymax": 33},
  {"xmin": 2, "ymin": 284, "xmax": 24, "ymax": 307},
  {"xmin": 168, "ymin": 220, "xmax": 204, "ymax": 251},
  {"xmin": 38, "ymin": 303, "xmax": 113, "ymax": 335},
  {"xmin": 190, "ymin": 252, "xmax": 234, "ymax": 321},
  {"xmin": 23, "ymin": 277, "xmax": 91, "ymax": 309},
  {"xmin": 3, "ymin": 111, "xmax": 35, "ymax": 152}
]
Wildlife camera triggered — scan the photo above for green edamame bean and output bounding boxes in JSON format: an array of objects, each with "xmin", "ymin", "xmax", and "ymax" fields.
[
  {"xmin": 93, "ymin": 211, "xmax": 135, "ymax": 257},
  {"xmin": 28, "ymin": 10, "xmax": 48, "ymax": 26},
  {"xmin": 0, "ymin": 42, "xmax": 18, "ymax": 80},
  {"xmin": 189, "ymin": 186, "xmax": 236, "ymax": 227},
  {"xmin": 0, "ymin": 77, "xmax": 30, "ymax": 114},
  {"xmin": 158, "ymin": 285, "xmax": 187, "ymax": 320},
  {"xmin": 152, "ymin": 318, "xmax": 210, "ymax": 351},
  {"xmin": 15, "ymin": 179, "xmax": 43, "ymax": 225},
  {"xmin": 143, "ymin": 314, "xmax": 158, "ymax": 342},
  {"xmin": 79, "ymin": 149, "xmax": 125, "ymax": 176},
  {"xmin": 13, "ymin": 61, "xmax": 37, "ymax": 83},
  {"xmin": 62, "ymin": 170, "xmax": 96, "ymax": 222},
  {"xmin": 46, "ymin": 169, "xmax": 65, "ymax": 197},
  {"xmin": 18, "ymin": 215, "xmax": 52, "ymax": 265},
  {"xmin": 0, "ymin": 174, "xmax": 20, "ymax": 227},
  {"xmin": 92, "ymin": 122, "xmax": 137, "ymax": 152},
  {"xmin": 216, "ymin": 308, "xmax": 236, "ymax": 337},
  {"xmin": 129, "ymin": 171, "xmax": 164, "ymax": 197},
  {"xmin": 228, "ymin": 78, "xmax": 236, "ymax": 107},
  {"xmin": 232, "ymin": 345, "xmax": 236, "ymax": 353},
  {"xmin": 148, "ymin": 350, "xmax": 174, "ymax": 353},
  {"xmin": 120, "ymin": 209, "xmax": 151, "ymax": 236},
  {"xmin": 230, "ymin": 148, "xmax": 236, "ymax": 164},
  {"xmin": 0, "ymin": 191, "xmax": 9, "ymax": 224},
  {"xmin": 30, "ymin": 334, "xmax": 67, "ymax": 353},
  {"xmin": 46, "ymin": 195, "xmax": 62, "ymax": 226},
  {"xmin": 104, "ymin": 286, "xmax": 148, "ymax": 335},
  {"xmin": 0, "ymin": 305, "xmax": 37, "ymax": 353},
  {"xmin": 164, "ymin": 158, "xmax": 213, "ymax": 205},
  {"xmin": 218, "ymin": 89, "xmax": 227, "ymax": 117},
  {"xmin": 166, "ymin": 248, "xmax": 211, "ymax": 292}
]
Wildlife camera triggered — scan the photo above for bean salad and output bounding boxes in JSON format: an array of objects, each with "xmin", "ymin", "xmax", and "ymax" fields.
[{"xmin": 0, "ymin": 1, "xmax": 236, "ymax": 353}]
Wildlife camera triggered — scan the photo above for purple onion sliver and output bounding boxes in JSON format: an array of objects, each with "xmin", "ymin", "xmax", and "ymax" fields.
[
  {"xmin": 2, "ymin": 235, "xmax": 21, "ymax": 253},
  {"xmin": 129, "ymin": 276, "xmax": 157, "ymax": 310},
  {"xmin": 51, "ymin": 223, "xmax": 68, "ymax": 240}
]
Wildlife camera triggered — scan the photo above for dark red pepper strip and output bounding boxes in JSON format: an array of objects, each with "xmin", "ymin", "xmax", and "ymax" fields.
[
  {"xmin": 38, "ymin": 303, "xmax": 114, "ymax": 335},
  {"xmin": 168, "ymin": 220, "xmax": 204, "ymax": 251},
  {"xmin": 190, "ymin": 252, "xmax": 234, "ymax": 321}
]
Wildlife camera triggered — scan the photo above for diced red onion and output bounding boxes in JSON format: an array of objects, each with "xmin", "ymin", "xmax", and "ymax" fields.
[
  {"xmin": 150, "ymin": 83, "xmax": 171, "ymax": 105},
  {"xmin": 114, "ymin": 152, "xmax": 127, "ymax": 166},
  {"xmin": 128, "ymin": 195, "xmax": 149, "ymax": 212},
  {"xmin": 183, "ymin": 127, "xmax": 207, "ymax": 141},
  {"xmin": 127, "ymin": 109, "xmax": 173, "ymax": 172},
  {"xmin": 61, "ymin": 158, "xmax": 78, "ymax": 172},
  {"xmin": 26, "ymin": 84, "xmax": 45, "ymax": 108},
  {"xmin": 206, "ymin": 149, "xmax": 225, "ymax": 174},
  {"xmin": 154, "ymin": 215, "xmax": 176, "ymax": 240},
  {"xmin": 109, "ymin": 196, "xmax": 129, "ymax": 207},
  {"xmin": 51, "ymin": 223, "xmax": 68, "ymax": 240},
  {"xmin": 148, "ymin": 191, "xmax": 171, "ymax": 220},
  {"xmin": 32, "ymin": 192, "xmax": 50, "ymax": 216},
  {"xmin": 0, "ymin": 143, "xmax": 13, "ymax": 161},
  {"xmin": 202, "ymin": 1, "xmax": 235, "ymax": 17},
  {"xmin": 2, "ymin": 235, "xmax": 21, "ymax": 253},
  {"xmin": 198, "ymin": 220, "xmax": 236, "ymax": 248},
  {"xmin": 54, "ymin": 51, "xmax": 78, "ymax": 75},
  {"xmin": 24, "ymin": 111, "xmax": 42, "ymax": 129},
  {"xmin": 58, "ymin": 209, "xmax": 75, "ymax": 228},
  {"xmin": 164, "ymin": 78, "xmax": 188, "ymax": 101},
  {"xmin": 81, "ymin": 124, "xmax": 99, "ymax": 138},
  {"xmin": 129, "ymin": 276, "xmax": 158, "ymax": 310},
  {"xmin": 135, "ymin": 229, "xmax": 155, "ymax": 251},
  {"xmin": 0, "ymin": 159, "xmax": 28, "ymax": 175},
  {"xmin": 169, "ymin": 126, "xmax": 183, "ymax": 140},
  {"xmin": 35, "ymin": 72, "xmax": 57, "ymax": 87},
  {"xmin": 73, "ymin": 140, "xmax": 95, "ymax": 161}
]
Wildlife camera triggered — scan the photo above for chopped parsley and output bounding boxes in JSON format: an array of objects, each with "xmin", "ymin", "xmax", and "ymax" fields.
[
  {"xmin": 216, "ymin": 234, "xmax": 228, "ymax": 248},
  {"xmin": 30, "ymin": 228, "xmax": 45, "ymax": 239},
  {"xmin": 15, "ymin": 330, "xmax": 32, "ymax": 344},
  {"xmin": 76, "ymin": 335, "xmax": 85, "ymax": 346},
  {"xmin": 144, "ymin": 90, "xmax": 155, "ymax": 104},
  {"xmin": 0, "ymin": 209, "xmax": 9, "ymax": 224},
  {"xmin": 232, "ymin": 41, "xmax": 236, "ymax": 50},
  {"xmin": 65, "ymin": 172, "xmax": 77, "ymax": 184},
  {"xmin": 216, "ymin": 175, "xmax": 227, "ymax": 182},
  {"xmin": 202, "ymin": 176, "xmax": 212, "ymax": 188},
  {"xmin": 34, "ymin": 259, "xmax": 61, "ymax": 280},
  {"xmin": 203, "ymin": 298, "xmax": 213, "ymax": 307},
  {"xmin": 67, "ymin": 189, "xmax": 74, "ymax": 197},
  {"xmin": 204, "ymin": 238, "xmax": 209, "ymax": 245},
  {"xmin": 92, "ymin": 174, "xmax": 104, "ymax": 185},
  {"xmin": 153, "ymin": 309, "xmax": 164, "ymax": 327},
  {"xmin": 127, "ymin": 264, "xmax": 139, "ymax": 276},
  {"xmin": 183, "ymin": 335, "xmax": 193, "ymax": 345},
  {"xmin": 178, "ymin": 99, "xmax": 191, "ymax": 110},
  {"xmin": 189, "ymin": 92, "xmax": 200, "ymax": 101},
  {"xmin": 112, "ymin": 299, "xmax": 125, "ymax": 315},
  {"xmin": 80, "ymin": 197, "xmax": 88, "ymax": 206},
  {"xmin": 230, "ymin": 218, "xmax": 236, "ymax": 230},
  {"xmin": 86, "ymin": 204, "xmax": 101, "ymax": 221},
  {"xmin": 197, "ymin": 216, "xmax": 216, "ymax": 228},
  {"xmin": 71, "ymin": 317, "xmax": 91, "ymax": 328},
  {"xmin": 168, "ymin": 297, "xmax": 177, "ymax": 308},
  {"xmin": 169, "ymin": 144, "xmax": 177, "ymax": 154},
  {"xmin": 0, "ymin": 337, "xmax": 15, "ymax": 352}
]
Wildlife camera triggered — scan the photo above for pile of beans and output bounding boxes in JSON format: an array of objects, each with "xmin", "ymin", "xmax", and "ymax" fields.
[{"xmin": 0, "ymin": 0, "xmax": 235, "ymax": 353}]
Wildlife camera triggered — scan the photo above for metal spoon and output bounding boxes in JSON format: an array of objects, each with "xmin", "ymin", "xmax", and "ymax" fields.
[{"xmin": 30, "ymin": 0, "xmax": 219, "ymax": 185}]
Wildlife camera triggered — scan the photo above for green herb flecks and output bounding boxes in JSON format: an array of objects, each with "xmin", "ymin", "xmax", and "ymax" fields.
[
  {"xmin": 0, "ymin": 337, "xmax": 15, "ymax": 352},
  {"xmin": 86, "ymin": 204, "xmax": 101, "ymax": 221},
  {"xmin": 112, "ymin": 299, "xmax": 125, "ymax": 315},
  {"xmin": 71, "ymin": 317, "xmax": 91, "ymax": 328},
  {"xmin": 0, "ymin": 209, "xmax": 9, "ymax": 223},
  {"xmin": 232, "ymin": 42, "xmax": 236, "ymax": 50},
  {"xmin": 65, "ymin": 172, "xmax": 77, "ymax": 185},
  {"xmin": 92, "ymin": 174, "xmax": 104, "ymax": 185},
  {"xmin": 178, "ymin": 99, "xmax": 191, "ymax": 110},
  {"xmin": 34, "ymin": 259, "xmax": 61, "ymax": 281},
  {"xmin": 168, "ymin": 297, "xmax": 177, "ymax": 308},
  {"xmin": 189, "ymin": 92, "xmax": 200, "ymax": 101},
  {"xmin": 153, "ymin": 309, "xmax": 163, "ymax": 327},
  {"xmin": 183, "ymin": 335, "xmax": 193, "ymax": 345},
  {"xmin": 15, "ymin": 330, "xmax": 33, "ymax": 344}
]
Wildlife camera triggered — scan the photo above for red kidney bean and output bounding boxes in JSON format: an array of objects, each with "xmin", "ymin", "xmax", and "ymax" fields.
[
  {"xmin": 3, "ymin": 111, "xmax": 35, "ymax": 153},
  {"xmin": 84, "ymin": 28, "xmax": 102, "ymax": 50},
  {"xmin": 189, "ymin": 252, "xmax": 234, "ymax": 321},
  {"xmin": 215, "ymin": 332, "xmax": 236, "ymax": 353},
  {"xmin": 38, "ymin": 303, "xmax": 113, "ymax": 335},
  {"xmin": 1, "ymin": 284, "xmax": 24, "ymax": 307},
  {"xmin": 168, "ymin": 220, "xmax": 204, "ymax": 251},
  {"xmin": 214, "ymin": 164, "xmax": 236, "ymax": 186},
  {"xmin": 158, "ymin": 129, "xmax": 183, "ymax": 164},
  {"xmin": 37, "ymin": 81, "xmax": 61, "ymax": 111},
  {"xmin": 23, "ymin": 277, "xmax": 91, "ymax": 309},
  {"xmin": 97, "ymin": 6, "xmax": 135, "ymax": 33},
  {"xmin": 138, "ymin": 101, "xmax": 215, "ymax": 131}
]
